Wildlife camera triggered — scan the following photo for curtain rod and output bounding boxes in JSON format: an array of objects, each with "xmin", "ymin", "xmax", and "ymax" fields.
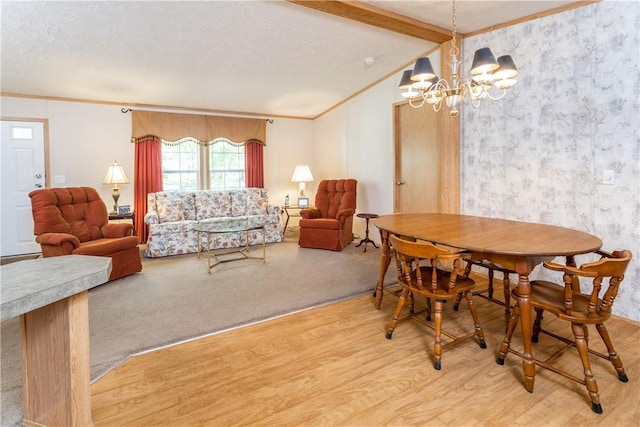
[{"xmin": 120, "ymin": 107, "xmax": 274, "ymax": 123}]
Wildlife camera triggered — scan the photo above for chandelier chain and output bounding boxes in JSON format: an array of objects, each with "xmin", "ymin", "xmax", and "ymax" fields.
[{"xmin": 449, "ymin": 0, "xmax": 459, "ymax": 58}]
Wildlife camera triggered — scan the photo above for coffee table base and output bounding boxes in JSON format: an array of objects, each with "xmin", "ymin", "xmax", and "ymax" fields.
[{"xmin": 197, "ymin": 227, "xmax": 266, "ymax": 274}]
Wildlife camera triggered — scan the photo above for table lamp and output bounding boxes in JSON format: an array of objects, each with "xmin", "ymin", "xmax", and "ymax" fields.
[
  {"xmin": 291, "ymin": 165, "xmax": 314, "ymax": 197},
  {"xmin": 102, "ymin": 161, "xmax": 130, "ymax": 213}
]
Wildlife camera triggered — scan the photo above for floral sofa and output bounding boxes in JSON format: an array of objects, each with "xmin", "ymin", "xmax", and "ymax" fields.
[{"xmin": 144, "ymin": 188, "xmax": 282, "ymax": 258}]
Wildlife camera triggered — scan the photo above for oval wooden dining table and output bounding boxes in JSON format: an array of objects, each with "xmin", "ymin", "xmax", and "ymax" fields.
[{"xmin": 372, "ymin": 213, "xmax": 602, "ymax": 393}]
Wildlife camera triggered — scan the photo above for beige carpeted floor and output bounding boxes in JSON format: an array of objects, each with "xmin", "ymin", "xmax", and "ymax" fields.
[{"xmin": 1, "ymin": 232, "xmax": 393, "ymax": 426}]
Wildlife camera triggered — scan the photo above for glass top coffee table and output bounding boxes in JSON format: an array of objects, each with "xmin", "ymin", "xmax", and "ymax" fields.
[{"xmin": 195, "ymin": 218, "xmax": 267, "ymax": 274}]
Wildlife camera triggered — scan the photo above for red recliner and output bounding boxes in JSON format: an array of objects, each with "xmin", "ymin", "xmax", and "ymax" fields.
[
  {"xmin": 29, "ymin": 186, "xmax": 142, "ymax": 281},
  {"xmin": 298, "ymin": 179, "xmax": 357, "ymax": 251}
]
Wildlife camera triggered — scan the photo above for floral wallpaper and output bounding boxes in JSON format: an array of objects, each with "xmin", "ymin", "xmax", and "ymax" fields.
[{"xmin": 461, "ymin": 0, "xmax": 640, "ymax": 321}]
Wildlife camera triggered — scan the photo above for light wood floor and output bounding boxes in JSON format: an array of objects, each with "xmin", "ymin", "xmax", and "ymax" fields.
[{"xmin": 91, "ymin": 278, "xmax": 640, "ymax": 426}]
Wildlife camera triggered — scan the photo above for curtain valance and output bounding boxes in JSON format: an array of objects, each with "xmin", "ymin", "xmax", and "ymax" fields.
[{"xmin": 131, "ymin": 111, "xmax": 266, "ymax": 145}]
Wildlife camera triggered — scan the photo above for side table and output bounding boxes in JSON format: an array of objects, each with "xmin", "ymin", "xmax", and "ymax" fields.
[
  {"xmin": 109, "ymin": 211, "xmax": 135, "ymax": 235},
  {"xmin": 281, "ymin": 205, "xmax": 309, "ymax": 236},
  {"xmin": 356, "ymin": 213, "xmax": 379, "ymax": 252}
]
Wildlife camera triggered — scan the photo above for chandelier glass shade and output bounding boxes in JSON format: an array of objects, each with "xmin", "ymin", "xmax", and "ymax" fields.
[{"xmin": 399, "ymin": 0, "xmax": 518, "ymax": 117}]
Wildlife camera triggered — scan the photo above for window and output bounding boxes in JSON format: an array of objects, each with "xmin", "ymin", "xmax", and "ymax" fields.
[
  {"xmin": 209, "ymin": 138, "xmax": 245, "ymax": 190},
  {"xmin": 161, "ymin": 139, "xmax": 200, "ymax": 190},
  {"xmin": 161, "ymin": 138, "xmax": 245, "ymax": 190}
]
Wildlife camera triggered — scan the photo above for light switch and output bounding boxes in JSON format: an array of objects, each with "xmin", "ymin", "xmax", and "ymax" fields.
[{"xmin": 602, "ymin": 170, "xmax": 614, "ymax": 185}]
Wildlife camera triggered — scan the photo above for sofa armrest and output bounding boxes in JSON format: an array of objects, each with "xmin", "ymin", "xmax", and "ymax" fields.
[
  {"xmin": 336, "ymin": 208, "xmax": 355, "ymax": 222},
  {"xmin": 102, "ymin": 223, "xmax": 134, "ymax": 238},
  {"xmin": 144, "ymin": 211, "xmax": 160, "ymax": 224},
  {"xmin": 36, "ymin": 232, "xmax": 80, "ymax": 251},
  {"xmin": 300, "ymin": 207, "xmax": 321, "ymax": 219},
  {"xmin": 266, "ymin": 205, "xmax": 281, "ymax": 215}
]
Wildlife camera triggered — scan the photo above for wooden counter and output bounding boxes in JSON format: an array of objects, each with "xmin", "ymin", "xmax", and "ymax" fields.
[{"xmin": 1, "ymin": 255, "xmax": 112, "ymax": 426}]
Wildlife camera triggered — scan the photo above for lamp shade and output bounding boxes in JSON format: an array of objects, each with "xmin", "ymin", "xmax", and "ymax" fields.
[
  {"xmin": 410, "ymin": 57, "xmax": 436, "ymax": 82},
  {"xmin": 398, "ymin": 70, "xmax": 414, "ymax": 89},
  {"xmin": 102, "ymin": 161, "xmax": 130, "ymax": 185},
  {"xmin": 470, "ymin": 47, "xmax": 499, "ymax": 75},
  {"xmin": 493, "ymin": 55, "xmax": 519, "ymax": 79},
  {"xmin": 291, "ymin": 165, "xmax": 314, "ymax": 183}
]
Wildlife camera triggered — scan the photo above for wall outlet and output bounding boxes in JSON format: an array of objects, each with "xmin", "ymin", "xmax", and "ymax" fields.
[
  {"xmin": 54, "ymin": 175, "xmax": 66, "ymax": 184},
  {"xmin": 602, "ymin": 170, "xmax": 614, "ymax": 185}
]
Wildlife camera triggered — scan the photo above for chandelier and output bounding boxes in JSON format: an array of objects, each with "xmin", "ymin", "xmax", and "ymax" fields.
[{"xmin": 399, "ymin": 0, "xmax": 519, "ymax": 117}]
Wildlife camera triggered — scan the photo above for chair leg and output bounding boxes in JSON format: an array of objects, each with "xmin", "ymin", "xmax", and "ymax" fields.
[
  {"xmin": 487, "ymin": 268, "xmax": 495, "ymax": 298},
  {"xmin": 454, "ymin": 260, "xmax": 474, "ymax": 311},
  {"xmin": 595, "ymin": 323, "xmax": 628, "ymax": 382},
  {"xmin": 497, "ymin": 304, "xmax": 520, "ymax": 365},
  {"xmin": 572, "ymin": 323, "xmax": 602, "ymax": 414},
  {"xmin": 502, "ymin": 272, "xmax": 511, "ymax": 328},
  {"xmin": 532, "ymin": 307, "xmax": 544, "ymax": 343},
  {"xmin": 464, "ymin": 291, "xmax": 487, "ymax": 348},
  {"xmin": 408, "ymin": 291, "xmax": 415, "ymax": 315},
  {"xmin": 453, "ymin": 293, "xmax": 462, "ymax": 311},
  {"xmin": 433, "ymin": 299, "xmax": 444, "ymax": 370},
  {"xmin": 386, "ymin": 287, "xmax": 409, "ymax": 339}
]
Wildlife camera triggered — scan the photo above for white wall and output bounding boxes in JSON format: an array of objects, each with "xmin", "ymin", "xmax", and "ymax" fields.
[
  {"xmin": 312, "ymin": 50, "xmax": 441, "ymax": 241},
  {"xmin": 2, "ymin": 98, "xmax": 134, "ymax": 209},
  {"xmin": 1, "ymin": 97, "xmax": 314, "ymax": 213},
  {"xmin": 313, "ymin": 74, "xmax": 408, "ymax": 241},
  {"xmin": 265, "ymin": 117, "xmax": 314, "ymax": 206}
]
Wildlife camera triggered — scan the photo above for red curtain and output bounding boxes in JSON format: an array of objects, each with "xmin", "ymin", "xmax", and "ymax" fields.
[
  {"xmin": 134, "ymin": 137, "xmax": 163, "ymax": 243},
  {"xmin": 245, "ymin": 139, "xmax": 264, "ymax": 188}
]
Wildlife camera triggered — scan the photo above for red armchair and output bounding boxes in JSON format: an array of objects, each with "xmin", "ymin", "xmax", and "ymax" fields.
[
  {"xmin": 29, "ymin": 186, "xmax": 142, "ymax": 281},
  {"xmin": 298, "ymin": 179, "xmax": 357, "ymax": 251}
]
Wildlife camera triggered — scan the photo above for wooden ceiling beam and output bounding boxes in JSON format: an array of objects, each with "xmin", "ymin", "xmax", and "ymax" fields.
[{"xmin": 288, "ymin": 0, "xmax": 454, "ymax": 44}]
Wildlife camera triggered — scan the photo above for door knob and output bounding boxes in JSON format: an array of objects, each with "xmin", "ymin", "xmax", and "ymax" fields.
[
  {"xmin": 396, "ymin": 180, "xmax": 405, "ymax": 185},
  {"xmin": 35, "ymin": 183, "xmax": 43, "ymax": 188},
  {"xmin": 35, "ymin": 173, "xmax": 42, "ymax": 179}
]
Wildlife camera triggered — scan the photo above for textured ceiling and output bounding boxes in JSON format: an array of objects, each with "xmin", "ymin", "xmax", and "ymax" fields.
[{"xmin": 1, "ymin": 1, "xmax": 579, "ymax": 119}]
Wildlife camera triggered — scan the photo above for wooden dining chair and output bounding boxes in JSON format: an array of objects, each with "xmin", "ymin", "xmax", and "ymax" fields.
[
  {"xmin": 496, "ymin": 249, "xmax": 632, "ymax": 414},
  {"xmin": 385, "ymin": 235, "xmax": 487, "ymax": 370}
]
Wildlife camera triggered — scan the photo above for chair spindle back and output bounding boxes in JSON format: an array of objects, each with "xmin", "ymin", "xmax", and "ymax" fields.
[{"xmin": 543, "ymin": 249, "xmax": 632, "ymax": 318}]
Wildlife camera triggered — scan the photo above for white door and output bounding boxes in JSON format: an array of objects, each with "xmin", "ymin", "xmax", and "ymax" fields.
[{"xmin": 1, "ymin": 120, "xmax": 46, "ymax": 256}]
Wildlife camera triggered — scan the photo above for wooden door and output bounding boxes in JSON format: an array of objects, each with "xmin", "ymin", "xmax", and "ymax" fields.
[
  {"xmin": 393, "ymin": 101, "xmax": 460, "ymax": 214},
  {"xmin": 394, "ymin": 102, "xmax": 441, "ymax": 213}
]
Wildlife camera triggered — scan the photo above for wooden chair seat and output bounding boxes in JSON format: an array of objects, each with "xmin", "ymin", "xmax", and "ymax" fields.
[
  {"xmin": 513, "ymin": 280, "xmax": 612, "ymax": 324},
  {"xmin": 496, "ymin": 249, "xmax": 632, "ymax": 414}
]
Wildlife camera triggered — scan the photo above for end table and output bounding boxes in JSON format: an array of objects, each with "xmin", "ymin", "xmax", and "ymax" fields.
[
  {"xmin": 109, "ymin": 211, "xmax": 136, "ymax": 235},
  {"xmin": 355, "ymin": 213, "xmax": 379, "ymax": 252}
]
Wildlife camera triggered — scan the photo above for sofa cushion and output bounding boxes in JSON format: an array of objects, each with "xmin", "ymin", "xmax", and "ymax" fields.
[
  {"xmin": 147, "ymin": 220, "xmax": 198, "ymax": 236},
  {"xmin": 231, "ymin": 188, "xmax": 267, "ymax": 217},
  {"xmin": 155, "ymin": 192, "xmax": 196, "ymax": 223},
  {"xmin": 195, "ymin": 191, "xmax": 232, "ymax": 220}
]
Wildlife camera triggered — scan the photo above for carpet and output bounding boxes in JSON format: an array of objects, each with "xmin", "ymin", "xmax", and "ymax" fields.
[{"xmin": 1, "ymin": 233, "xmax": 395, "ymax": 426}]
